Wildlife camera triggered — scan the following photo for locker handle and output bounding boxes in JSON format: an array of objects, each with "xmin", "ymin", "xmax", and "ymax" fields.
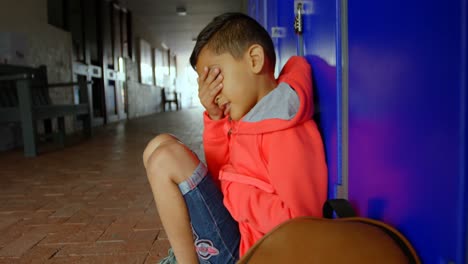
[{"xmin": 294, "ymin": 3, "xmax": 303, "ymax": 35}]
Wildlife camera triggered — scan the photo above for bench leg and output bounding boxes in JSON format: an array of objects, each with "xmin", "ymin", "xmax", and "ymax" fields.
[
  {"xmin": 44, "ymin": 119, "xmax": 53, "ymax": 142},
  {"xmin": 57, "ymin": 117, "xmax": 66, "ymax": 148},
  {"xmin": 17, "ymin": 79, "xmax": 37, "ymax": 157},
  {"xmin": 20, "ymin": 118, "xmax": 37, "ymax": 157},
  {"xmin": 82, "ymin": 114, "xmax": 92, "ymax": 138}
]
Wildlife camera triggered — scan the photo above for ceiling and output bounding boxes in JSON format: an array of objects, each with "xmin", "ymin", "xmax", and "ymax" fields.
[{"xmin": 121, "ymin": 0, "xmax": 247, "ymax": 57}]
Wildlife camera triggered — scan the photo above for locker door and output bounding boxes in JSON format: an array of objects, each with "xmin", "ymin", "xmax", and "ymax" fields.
[
  {"xmin": 347, "ymin": 1, "xmax": 467, "ymax": 263},
  {"xmin": 272, "ymin": 0, "xmax": 343, "ymax": 198},
  {"xmin": 300, "ymin": 0, "xmax": 341, "ymax": 198},
  {"xmin": 252, "ymin": 1, "xmax": 337, "ymax": 202},
  {"xmin": 249, "ymin": 0, "xmax": 292, "ymax": 73},
  {"xmin": 248, "ymin": 0, "xmax": 257, "ymax": 18},
  {"xmin": 250, "ymin": 0, "xmax": 281, "ymax": 75},
  {"xmin": 248, "ymin": 0, "xmax": 266, "ymax": 28},
  {"xmin": 275, "ymin": 0, "xmax": 297, "ymax": 70}
]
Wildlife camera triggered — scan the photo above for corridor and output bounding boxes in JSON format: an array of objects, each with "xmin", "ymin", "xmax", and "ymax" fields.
[
  {"xmin": 0, "ymin": 0, "xmax": 467, "ymax": 262},
  {"xmin": 0, "ymin": 108, "xmax": 204, "ymax": 263}
]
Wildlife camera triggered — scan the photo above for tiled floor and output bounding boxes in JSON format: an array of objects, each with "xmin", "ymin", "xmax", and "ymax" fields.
[{"xmin": 0, "ymin": 108, "xmax": 205, "ymax": 263}]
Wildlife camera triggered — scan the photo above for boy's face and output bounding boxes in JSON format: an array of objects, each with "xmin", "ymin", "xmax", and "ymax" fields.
[{"xmin": 195, "ymin": 47, "xmax": 259, "ymax": 121}]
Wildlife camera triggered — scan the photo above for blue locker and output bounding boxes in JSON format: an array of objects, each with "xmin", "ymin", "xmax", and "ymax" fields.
[
  {"xmin": 249, "ymin": 0, "xmax": 296, "ymax": 76},
  {"xmin": 262, "ymin": 0, "xmax": 342, "ymax": 200},
  {"xmin": 275, "ymin": 0, "xmax": 297, "ymax": 70},
  {"xmin": 300, "ymin": 0, "xmax": 341, "ymax": 199},
  {"xmin": 247, "ymin": 0, "xmax": 256, "ymax": 19},
  {"xmin": 347, "ymin": 1, "xmax": 467, "ymax": 263},
  {"xmin": 249, "ymin": 0, "xmax": 467, "ymax": 263},
  {"xmin": 248, "ymin": 0, "xmax": 266, "ymax": 30},
  {"xmin": 250, "ymin": 0, "xmax": 342, "ymax": 204},
  {"xmin": 249, "ymin": 0, "xmax": 280, "ymax": 72}
]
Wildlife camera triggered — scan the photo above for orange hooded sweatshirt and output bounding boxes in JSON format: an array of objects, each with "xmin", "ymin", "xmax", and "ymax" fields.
[{"xmin": 202, "ymin": 56, "xmax": 328, "ymax": 257}]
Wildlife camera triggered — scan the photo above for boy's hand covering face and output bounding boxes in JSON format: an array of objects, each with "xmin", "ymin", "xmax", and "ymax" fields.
[{"xmin": 198, "ymin": 67, "xmax": 229, "ymax": 120}]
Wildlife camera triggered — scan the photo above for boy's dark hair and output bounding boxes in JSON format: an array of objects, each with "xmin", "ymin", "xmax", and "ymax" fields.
[{"xmin": 190, "ymin": 12, "xmax": 276, "ymax": 70}]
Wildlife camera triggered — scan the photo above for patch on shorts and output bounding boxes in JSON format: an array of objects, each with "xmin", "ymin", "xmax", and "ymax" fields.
[{"xmin": 192, "ymin": 225, "xmax": 220, "ymax": 260}]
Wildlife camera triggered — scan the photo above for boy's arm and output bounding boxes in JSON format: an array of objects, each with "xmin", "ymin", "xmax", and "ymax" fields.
[
  {"xmin": 221, "ymin": 128, "xmax": 327, "ymax": 233},
  {"xmin": 221, "ymin": 181, "xmax": 291, "ymax": 233},
  {"xmin": 203, "ymin": 111, "xmax": 230, "ymax": 182}
]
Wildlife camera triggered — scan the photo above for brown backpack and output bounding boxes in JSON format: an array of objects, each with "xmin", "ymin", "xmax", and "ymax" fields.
[{"xmin": 237, "ymin": 199, "xmax": 421, "ymax": 264}]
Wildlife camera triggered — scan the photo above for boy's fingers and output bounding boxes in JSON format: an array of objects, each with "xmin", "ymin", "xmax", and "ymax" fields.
[
  {"xmin": 199, "ymin": 88, "xmax": 214, "ymax": 104},
  {"xmin": 209, "ymin": 83, "xmax": 223, "ymax": 97},
  {"xmin": 197, "ymin": 67, "xmax": 224, "ymax": 118},
  {"xmin": 199, "ymin": 68, "xmax": 221, "ymax": 94},
  {"xmin": 207, "ymin": 74, "xmax": 223, "ymax": 93},
  {"xmin": 224, "ymin": 103, "xmax": 231, "ymax": 116},
  {"xmin": 197, "ymin": 67, "xmax": 209, "ymax": 89},
  {"xmin": 204, "ymin": 68, "xmax": 220, "ymax": 86},
  {"xmin": 199, "ymin": 67, "xmax": 209, "ymax": 82},
  {"xmin": 201, "ymin": 86, "xmax": 221, "ymax": 106}
]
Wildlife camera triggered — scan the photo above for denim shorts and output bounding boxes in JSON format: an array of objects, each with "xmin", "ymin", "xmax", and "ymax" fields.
[{"xmin": 179, "ymin": 162, "xmax": 240, "ymax": 264}]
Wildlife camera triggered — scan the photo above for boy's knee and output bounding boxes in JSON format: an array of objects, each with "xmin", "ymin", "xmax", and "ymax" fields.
[
  {"xmin": 145, "ymin": 140, "xmax": 199, "ymax": 184},
  {"xmin": 143, "ymin": 133, "xmax": 178, "ymax": 168}
]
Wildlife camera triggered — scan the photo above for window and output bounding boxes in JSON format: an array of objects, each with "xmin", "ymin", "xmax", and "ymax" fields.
[
  {"xmin": 47, "ymin": 0, "xmax": 67, "ymax": 30},
  {"xmin": 139, "ymin": 39, "xmax": 154, "ymax": 85}
]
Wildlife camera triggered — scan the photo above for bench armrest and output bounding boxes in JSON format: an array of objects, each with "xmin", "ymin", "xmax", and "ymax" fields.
[
  {"xmin": 47, "ymin": 80, "xmax": 93, "ymax": 88},
  {"xmin": 0, "ymin": 73, "xmax": 33, "ymax": 82}
]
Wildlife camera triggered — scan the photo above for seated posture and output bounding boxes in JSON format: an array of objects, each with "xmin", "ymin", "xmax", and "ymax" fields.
[{"xmin": 143, "ymin": 12, "xmax": 327, "ymax": 264}]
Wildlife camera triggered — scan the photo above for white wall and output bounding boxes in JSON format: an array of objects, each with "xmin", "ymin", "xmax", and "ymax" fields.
[
  {"xmin": 175, "ymin": 53, "xmax": 202, "ymax": 109},
  {"xmin": 0, "ymin": 0, "xmax": 75, "ymax": 151},
  {"xmin": 125, "ymin": 58, "xmax": 163, "ymax": 118},
  {"xmin": 0, "ymin": 0, "xmax": 73, "ymax": 84}
]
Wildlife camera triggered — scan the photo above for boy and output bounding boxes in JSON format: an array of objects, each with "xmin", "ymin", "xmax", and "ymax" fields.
[{"xmin": 143, "ymin": 12, "xmax": 327, "ymax": 264}]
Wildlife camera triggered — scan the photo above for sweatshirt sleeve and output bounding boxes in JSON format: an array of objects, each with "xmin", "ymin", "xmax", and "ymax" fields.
[
  {"xmin": 221, "ymin": 180, "xmax": 292, "ymax": 234},
  {"xmin": 221, "ymin": 128, "xmax": 327, "ymax": 234},
  {"xmin": 202, "ymin": 111, "xmax": 230, "ymax": 182},
  {"xmin": 265, "ymin": 128, "xmax": 327, "ymax": 219}
]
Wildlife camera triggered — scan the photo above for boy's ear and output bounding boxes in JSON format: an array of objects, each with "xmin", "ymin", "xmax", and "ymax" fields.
[{"xmin": 246, "ymin": 44, "xmax": 265, "ymax": 74}]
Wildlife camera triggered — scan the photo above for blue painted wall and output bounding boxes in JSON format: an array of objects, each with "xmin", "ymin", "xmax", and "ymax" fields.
[
  {"xmin": 248, "ymin": 0, "xmax": 467, "ymax": 263},
  {"xmin": 347, "ymin": 1, "xmax": 466, "ymax": 263}
]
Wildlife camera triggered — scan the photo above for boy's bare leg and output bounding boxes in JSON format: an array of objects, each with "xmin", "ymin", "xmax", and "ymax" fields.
[{"xmin": 143, "ymin": 134, "xmax": 200, "ymax": 264}]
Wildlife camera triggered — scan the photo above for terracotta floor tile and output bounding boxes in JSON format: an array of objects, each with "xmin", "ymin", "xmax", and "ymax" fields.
[
  {"xmin": 0, "ymin": 222, "xmax": 33, "ymax": 248},
  {"xmin": 97, "ymin": 223, "xmax": 134, "ymax": 243},
  {"xmin": 0, "ymin": 109, "xmax": 204, "ymax": 262},
  {"xmin": 17, "ymin": 245, "xmax": 61, "ymax": 264},
  {"xmin": 47, "ymin": 253, "xmax": 148, "ymax": 264},
  {"xmin": 0, "ymin": 228, "xmax": 47, "ymax": 257}
]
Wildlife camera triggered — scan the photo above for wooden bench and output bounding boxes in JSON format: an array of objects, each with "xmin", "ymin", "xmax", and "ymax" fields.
[
  {"xmin": 0, "ymin": 65, "xmax": 92, "ymax": 157},
  {"xmin": 161, "ymin": 88, "xmax": 181, "ymax": 112}
]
